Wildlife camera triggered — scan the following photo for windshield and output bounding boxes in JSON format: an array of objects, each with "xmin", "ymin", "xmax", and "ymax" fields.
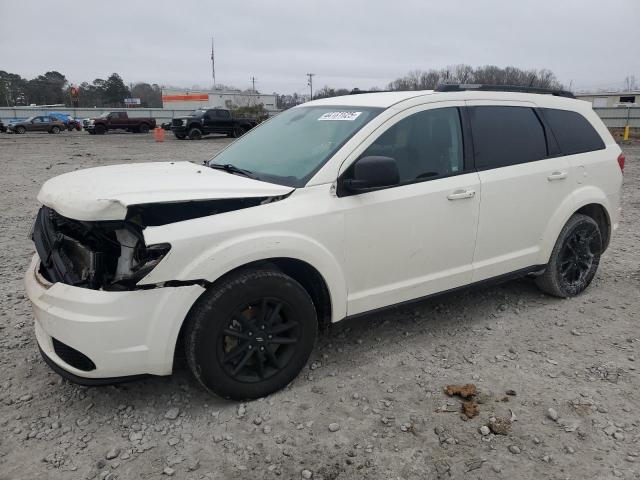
[
  {"xmin": 191, "ymin": 110, "xmax": 207, "ymax": 116},
  {"xmin": 207, "ymin": 106, "xmax": 382, "ymax": 187}
]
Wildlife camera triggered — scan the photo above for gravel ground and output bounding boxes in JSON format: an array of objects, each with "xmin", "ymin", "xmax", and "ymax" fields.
[{"xmin": 0, "ymin": 131, "xmax": 638, "ymax": 480}]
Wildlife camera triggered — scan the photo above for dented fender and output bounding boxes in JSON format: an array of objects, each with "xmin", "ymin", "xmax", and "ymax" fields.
[{"xmin": 142, "ymin": 229, "xmax": 348, "ymax": 322}]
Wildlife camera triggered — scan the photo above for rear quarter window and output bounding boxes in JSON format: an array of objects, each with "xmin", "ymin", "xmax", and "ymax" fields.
[
  {"xmin": 469, "ymin": 106, "xmax": 548, "ymax": 169},
  {"xmin": 540, "ymin": 108, "xmax": 605, "ymax": 155}
]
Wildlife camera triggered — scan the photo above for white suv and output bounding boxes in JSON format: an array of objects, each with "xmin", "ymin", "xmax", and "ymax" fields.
[{"xmin": 25, "ymin": 85, "xmax": 624, "ymax": 399}]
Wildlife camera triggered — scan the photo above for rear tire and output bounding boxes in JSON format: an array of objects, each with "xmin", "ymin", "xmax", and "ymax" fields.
[
  {"xmin": 188, "ymin": 127, "xmax": 202, "ymax": 140},
  {"xmin": 185, "ymin": 269, "xmax": 317, "ymax": 400},
  {"xmin": 139, "ymin": 123, "xmax": 150, "ymax": 134},
  {"xmin": 233, "ymin": 126, "xmax": 246, "ymax": 138},
  {"xmin": 535, "ymin": 214, "xmax": 602, "ymax": 298},
  {"xmin": 51, "ymin": 126, "xmax": 61, "ymax": 134}
]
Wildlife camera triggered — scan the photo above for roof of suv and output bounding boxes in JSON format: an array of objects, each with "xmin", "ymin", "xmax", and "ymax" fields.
[{"xmin": 304, "ymin": 89, "xmax": 587, "ymax": 109}]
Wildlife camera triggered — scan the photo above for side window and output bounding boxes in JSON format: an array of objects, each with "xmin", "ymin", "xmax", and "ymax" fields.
[
  {"xmin": 541, "ymin": 108, "xmax": 605, "ymax": 155},
  {"xmin": 33, "ymin": 117, "xmax": 43, "ymax": 123},
  {"xmin": 470, "ymin": 106, "xmax": 547, "ymax": 169},
  {"xmin": 360, "ymin": 107, "xmax": 464, "ymax": 183}
]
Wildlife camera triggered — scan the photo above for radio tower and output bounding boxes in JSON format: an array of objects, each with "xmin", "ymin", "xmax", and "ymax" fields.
[{"xmin": 211, "ymin": 36, "xmax": 216, "ymax": 90}]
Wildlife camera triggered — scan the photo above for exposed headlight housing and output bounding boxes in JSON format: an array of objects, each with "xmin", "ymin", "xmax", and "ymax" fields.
[{"xmin": 31, "ymin": 206, "xmax": 171, "ymax": 291}]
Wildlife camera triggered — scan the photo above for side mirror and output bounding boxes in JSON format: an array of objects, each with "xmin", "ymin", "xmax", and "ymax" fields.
[{"xmin": 342, "ymin": 156, "xmax": 400, "ymax": 193}]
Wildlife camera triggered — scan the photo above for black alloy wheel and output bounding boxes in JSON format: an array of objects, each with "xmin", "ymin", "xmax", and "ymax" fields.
[
  {"xmin": 557, "ymin": 222, "xmax": 599, "ymax": 288},
  {"xmin": 535, "ymin": 214, "xmax": 602, "ymax": 297},
  {"xmin": 185, "ymin": 269, "xmax": 317, "ymax": 399},
  {"xmin": 219, "ymin": 297, "xmax": 300, "ymax": 383}
]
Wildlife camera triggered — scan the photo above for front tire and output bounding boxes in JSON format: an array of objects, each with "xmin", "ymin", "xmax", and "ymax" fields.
[
  {"xmin": 174, "ymin": 133, "xmax": 186, "ymax": 140},
  {"xmin": 535, "ymin": 214, "xmax": 602, "ymax": 298},
  {"xmin": 233, "ymin": 126, "xmax": 246, "ymax": 138},
  {"xmin": 188, "ymin": 127, "xmax": 202, "ymax": 140},
  {"xmin": 185, "ymin": 269, "xmax": 317, "ymax": 400},
  {"xmin": 94, "ymin": 124, "xmax": 106, "ymax": 135},
  {"xmin": 15, "ymin": 126, "xmax": 26, "ymax": 134}
]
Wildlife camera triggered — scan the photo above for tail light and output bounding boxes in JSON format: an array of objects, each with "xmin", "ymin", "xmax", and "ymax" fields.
[{"xmin": 617, "ymin": 153, "xmax": 625, "ymax": 173}]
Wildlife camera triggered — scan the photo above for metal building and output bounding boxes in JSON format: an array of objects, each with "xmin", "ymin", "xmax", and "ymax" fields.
[{"xmin": 161, "ymin": 89, "xmax": 278, "ymax": 112}]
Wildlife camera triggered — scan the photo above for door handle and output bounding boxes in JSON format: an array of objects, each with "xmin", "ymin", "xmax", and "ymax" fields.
[
  {"xmin": 447, "ymin": 189, "xmax": 476, "ymax": 200},
  {"xmin": 547, "ymin": 171, "xmax": 568, "ymax": 181}
]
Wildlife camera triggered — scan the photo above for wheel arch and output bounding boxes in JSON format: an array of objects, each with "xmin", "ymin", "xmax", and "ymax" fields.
[
  {"xmin": 575, "ymin": 203, "xmax": 611, "ymax": 252},
  {"xmin": 171, "ymin": 256, "xmax": 335, "ymax": 369},
  {"xmin": 538, "ymin": 186, "xmax": 613, "ymax": 264}
]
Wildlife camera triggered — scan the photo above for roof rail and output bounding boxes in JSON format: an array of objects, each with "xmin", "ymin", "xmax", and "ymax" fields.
[
  {"xmin": 349, "ymin": 88, "xmax": 392, "ymax": 95},
  {"xmin": 435, "ymin": 84, "xmax": 575, "ymax": 98}
]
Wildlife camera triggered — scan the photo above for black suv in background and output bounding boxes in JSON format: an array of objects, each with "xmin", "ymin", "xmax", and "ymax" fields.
[{"xmin": 171, "ymin": 108, "xmax": 258, "ymax": 140}]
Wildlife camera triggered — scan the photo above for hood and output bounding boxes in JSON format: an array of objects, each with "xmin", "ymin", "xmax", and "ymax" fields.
[{"xmin": 37, "ymin": 161, "xmax": 294, "ymax": 221}]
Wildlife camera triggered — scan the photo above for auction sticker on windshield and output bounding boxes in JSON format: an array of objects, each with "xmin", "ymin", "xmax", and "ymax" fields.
[{"xmin": 318, "ymin": 111, "xmax": 362, "ymax": 121}]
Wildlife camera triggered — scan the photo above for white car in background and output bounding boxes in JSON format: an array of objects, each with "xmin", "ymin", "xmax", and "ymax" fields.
[{"xmin": 25, "ymin": 85, "xmax": 623, "ymax": 399}]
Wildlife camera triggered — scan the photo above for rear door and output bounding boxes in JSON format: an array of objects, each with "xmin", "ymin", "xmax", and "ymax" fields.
[{"xmin": 467, "ymin": 102, "xmax": 574, "ymax": 281}]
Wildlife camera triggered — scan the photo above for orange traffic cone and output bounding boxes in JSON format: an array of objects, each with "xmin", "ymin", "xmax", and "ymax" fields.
[{"xmin": 154, "ymin": 127, "xmax": 165, "ymax": 142}]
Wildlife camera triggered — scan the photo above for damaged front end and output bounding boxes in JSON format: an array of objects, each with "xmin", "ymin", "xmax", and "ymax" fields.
[
  {"xmin": 32, "ymin": 206, "xmax": 170, "ymax": 291},
  {"xmin": 31, "ymin": 196, "xmax": 285, "ymax": 291}
]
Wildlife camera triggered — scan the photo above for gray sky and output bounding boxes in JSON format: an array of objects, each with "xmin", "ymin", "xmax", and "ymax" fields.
[{"xmin": 1, "ymin": 0, "xmax": 638, "ymax": 94}]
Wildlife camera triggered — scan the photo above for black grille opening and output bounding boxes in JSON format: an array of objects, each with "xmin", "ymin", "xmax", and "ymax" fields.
[{"xmin": 52, "ymin": 338, "xmax": 96, "ymax": 371}]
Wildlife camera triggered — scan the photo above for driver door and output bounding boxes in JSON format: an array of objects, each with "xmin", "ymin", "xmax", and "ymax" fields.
[
  {"xmin": 338, "ymin": 103, "xmax": 481, "ymax": 316},
  {"xmin": 30, "ymin": 116, "xmax": 47, "ymax": 132}
]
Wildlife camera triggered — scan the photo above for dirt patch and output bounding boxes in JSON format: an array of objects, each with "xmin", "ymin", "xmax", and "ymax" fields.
[
  {"xmin": 445, "ymin": 383, "xmax": 477, "ymax": 399},
  {"xmin": 462, "ymin": 401, "xmax": 479, "ymax": 419}
]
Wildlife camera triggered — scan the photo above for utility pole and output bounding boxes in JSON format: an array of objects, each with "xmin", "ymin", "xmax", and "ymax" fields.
[
  {"xmin": 211, "ymin": 36, "xmax": 216, "ymax": 90},
  {"xmin": 307, "ymin": 73, "xmax": 315, "ymax": 100},
  {"xmin": 250, "ymin": 76, "xmax": 256, "ymax": 93}
]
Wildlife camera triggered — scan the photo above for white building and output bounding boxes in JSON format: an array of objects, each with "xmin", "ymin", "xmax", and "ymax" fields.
[
  {"xmin": 162, "ymin": 89, "xmax": 278, "ymax": 112},
  {"xmin": 575, "ymin": 91, "xmax": 639, "ymax": 107}
]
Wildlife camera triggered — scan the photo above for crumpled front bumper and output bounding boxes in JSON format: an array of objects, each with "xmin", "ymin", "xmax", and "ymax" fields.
[{"xmin": 24, "ymin": 254, "xmax": 204, "ymax": 381}]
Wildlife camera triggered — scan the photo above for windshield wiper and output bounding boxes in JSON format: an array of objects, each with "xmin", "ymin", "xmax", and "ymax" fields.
[{"xmin": 208, "ymin": 163, "xmax": 258, "ymax": 179}]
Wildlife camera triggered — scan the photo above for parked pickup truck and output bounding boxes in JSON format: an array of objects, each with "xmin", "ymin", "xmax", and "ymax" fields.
[
  {"xmin": 170, "ymin": 108, "xmax": 258, "ymax": 140},
  {"xmin": 85, "ymin": 112, "xmax": 156, "ymax": 134}
]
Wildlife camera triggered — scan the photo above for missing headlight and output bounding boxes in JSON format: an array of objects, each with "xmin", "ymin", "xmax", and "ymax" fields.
[{"xmin": 31, "ymin": 206, "xmax": 170, "ymax": 291}]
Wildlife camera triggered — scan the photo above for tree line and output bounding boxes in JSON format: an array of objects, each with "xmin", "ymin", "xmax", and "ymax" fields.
[
  {"xmin": 1, "ymin": 64, "xmax": 565, "ymax": 109},
  {"xmin": 306, "ymin": 64, "xmax": 564, "ymax": 103},
  {"xmin": 0, "ymin": 71, "xmax": 163, "ymax": 108}
]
